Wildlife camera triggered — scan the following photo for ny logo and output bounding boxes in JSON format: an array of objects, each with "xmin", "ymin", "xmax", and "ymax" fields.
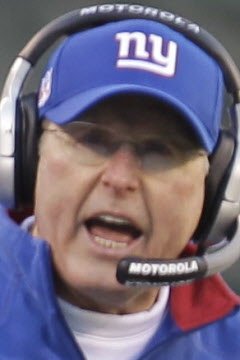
[{"xmin": 115, "ymin": 32, "xmax": 178, "ymax": 77}]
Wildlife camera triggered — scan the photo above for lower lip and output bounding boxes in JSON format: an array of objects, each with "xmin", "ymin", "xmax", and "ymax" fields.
[{"xmin": 83, "ymin": 224, "xmax": 143, "ymax": 259}]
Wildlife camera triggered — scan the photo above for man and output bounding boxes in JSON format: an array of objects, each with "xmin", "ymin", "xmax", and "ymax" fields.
[{"xmin": 0, "ymin": 11, "xmax": 240, "ymax": 360}]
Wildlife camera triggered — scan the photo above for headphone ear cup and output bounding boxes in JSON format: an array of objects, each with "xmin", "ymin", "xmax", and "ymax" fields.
[
  {"xmin": 193, "ymin": 130, "xmax": 235, "ymax": 244},
  {"xmin": 15, "ymin": 93, "xmax": 41, "ymax": 208}
]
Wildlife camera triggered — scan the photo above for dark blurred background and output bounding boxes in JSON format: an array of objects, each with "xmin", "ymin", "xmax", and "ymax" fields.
[{"xmin": 0, "ymin": 0, "xmax": 239, "ymax": 292}]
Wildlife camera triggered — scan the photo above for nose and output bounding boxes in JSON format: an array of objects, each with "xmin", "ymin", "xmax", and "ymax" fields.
[{"xmin": 100, "ymin": 147, "xmax": 140, "ymax": 194}]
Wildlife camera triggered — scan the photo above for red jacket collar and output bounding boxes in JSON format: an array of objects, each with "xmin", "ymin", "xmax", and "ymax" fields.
[{"xmin": 170, "ymin": 274, "xmax": 240, "ymax": 331}]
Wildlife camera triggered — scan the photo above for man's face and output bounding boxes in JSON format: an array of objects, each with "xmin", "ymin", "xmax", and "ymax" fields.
[{"xmin": 34, "ymin": 96, "xmax": 209, "ymax": 312}]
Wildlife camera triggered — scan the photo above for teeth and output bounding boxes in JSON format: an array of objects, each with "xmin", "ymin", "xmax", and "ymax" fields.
[
  {"xmin": 98, "ymin": 215, "xmax": 131, "ymax": 226},
  {"xmin": 94, "ymin": 235, "xmax": 127, "ymax": 249}
]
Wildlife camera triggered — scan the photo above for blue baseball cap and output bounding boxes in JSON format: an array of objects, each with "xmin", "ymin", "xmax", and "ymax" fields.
[{"xmin": 38, "ymin": 19, "xmax": 224, "ymax": 153}]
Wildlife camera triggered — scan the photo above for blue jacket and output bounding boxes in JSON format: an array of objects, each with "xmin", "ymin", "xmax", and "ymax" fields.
[{"xmin": 0, "ymin": 205, "xmax": 240, "ymax": 359}]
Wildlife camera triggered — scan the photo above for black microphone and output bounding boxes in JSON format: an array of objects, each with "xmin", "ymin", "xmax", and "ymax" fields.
[
  {"xmin": 116, "ymin": 221, "xmax": 240, "ymax": 286},
  {"xmin": 116, "ymin": 256, "xmax": 207, "ymax": 286}
]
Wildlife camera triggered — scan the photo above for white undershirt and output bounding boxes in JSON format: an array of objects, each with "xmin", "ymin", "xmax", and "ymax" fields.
[{"xmin": 58, "ymin": 287, "xmax": 169, "ymax": 360}]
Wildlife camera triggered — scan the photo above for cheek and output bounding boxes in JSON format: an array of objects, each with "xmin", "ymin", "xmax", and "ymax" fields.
[
  {"xmin": 35, "ymin": 157, "xmax": 72, "ymax": 212},
  {"xmin": 34, "ymin": 157, "xmax": 73, "ymax": 242},
  {"xmin": 36, "ymin": 152, "xmax": 96, "ymax": 205},
  {"xmin": 172, "ymin": 175, "xmax": 205, "ymax": 225},
  {"xmin": 147, "ymin": 163, "xmax": 206, "ymax": 257},
  {"xmin": 34, "ymin": 156, "xmax": 82, "ymax": 236},
  {"xmin": 34, "ymin": 148, "xmax": 104, "ymax": 240}
]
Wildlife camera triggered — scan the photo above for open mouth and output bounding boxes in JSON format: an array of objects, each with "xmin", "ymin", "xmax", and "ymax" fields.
[{"xmin": 85, "ymin": 214, "xmax": 142, "ymax": 250}]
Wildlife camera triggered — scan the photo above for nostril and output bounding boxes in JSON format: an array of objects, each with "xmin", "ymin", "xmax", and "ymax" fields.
[{"xmin": 101, "ymin": 171, "xmax": 139, "ymax": 192}]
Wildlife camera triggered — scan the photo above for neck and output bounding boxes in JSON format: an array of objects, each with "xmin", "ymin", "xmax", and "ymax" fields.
[{"xmin": 55, "ymin": 273, "xmax": 160, "ymax": 315}]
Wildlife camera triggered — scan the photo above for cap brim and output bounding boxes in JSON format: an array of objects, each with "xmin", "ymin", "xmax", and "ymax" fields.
[{"xmin": 42, "ymin": 84, "xmax": 213, "ymax": 152}]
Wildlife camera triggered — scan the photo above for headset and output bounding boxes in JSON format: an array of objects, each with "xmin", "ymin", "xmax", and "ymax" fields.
[{"xmin": 0, "ymin": 3, "xmax": 240, "ymax": 287}]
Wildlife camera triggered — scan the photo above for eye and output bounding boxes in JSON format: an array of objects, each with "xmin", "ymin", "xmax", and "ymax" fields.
[
  {"xmin": 72, "ymin": 127, "xmax": 119, "ymax": 156},
  {"xmin": 138, "ymin": 140, "xmax": 175, "ymax": 171},
  {"xmin": 139, "ymin": 140, "xmax": 172, "ymax": 157}
]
